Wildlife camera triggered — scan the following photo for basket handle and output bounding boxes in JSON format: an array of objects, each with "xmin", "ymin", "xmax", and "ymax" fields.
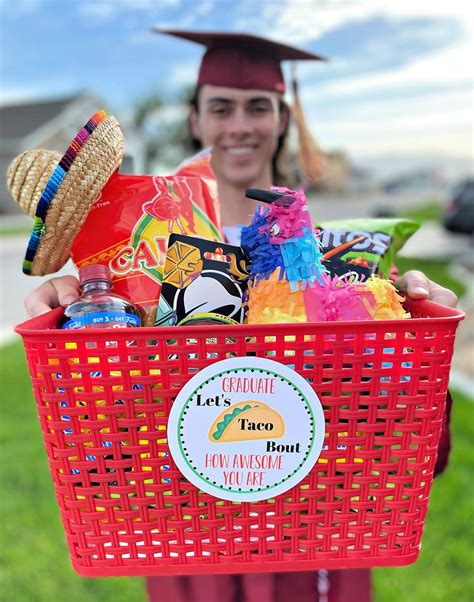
[
  {"xmin": 15, "ymin": 306, "xmax": 64, "ymax": 334},
  {"xmin": 403, "ymin": 297, "xmax": 465, "ymax": 320}
]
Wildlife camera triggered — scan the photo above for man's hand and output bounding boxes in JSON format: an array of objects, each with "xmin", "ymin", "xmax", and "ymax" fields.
[
  {"xmin": 396, "ymin": 270, "xmax": 458, "ymax": 308},
  {"xmin": 24, "ymin": 275, "xmax": 80, "ymax": 318}
]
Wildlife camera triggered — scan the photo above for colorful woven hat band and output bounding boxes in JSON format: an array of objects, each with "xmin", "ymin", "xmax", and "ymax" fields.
[
  {"xmin": 32, "ymin": 116, "xmax": 124, "ymax": 275},
  {"xmin": 7, "ymin": 149, "xmax": 62, "ymax": 218},
  {"xmin": 6, "ymin": 109, "xmax": 125, "ymax": 276},
  {"xmin": 23, "ymin": 110, "xmax": 110, "ymax": 275}
]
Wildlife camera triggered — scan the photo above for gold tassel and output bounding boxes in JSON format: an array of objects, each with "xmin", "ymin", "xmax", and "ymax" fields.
[{"xmin": 291, "ymin": 64, "xmax": 328, "ymax": 185}]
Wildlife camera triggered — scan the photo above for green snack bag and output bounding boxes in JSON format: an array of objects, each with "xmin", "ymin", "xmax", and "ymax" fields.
[{"xmin": 315, "ymin": 218, "xmax": 419, "ymax": 280}]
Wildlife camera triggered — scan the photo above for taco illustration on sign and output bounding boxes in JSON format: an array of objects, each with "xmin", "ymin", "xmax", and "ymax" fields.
[{"xmin": 208, "ymin": 401, "xmax": 285, "ymax": 443}]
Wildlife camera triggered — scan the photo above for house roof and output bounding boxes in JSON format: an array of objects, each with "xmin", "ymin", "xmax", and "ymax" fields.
[{"xmin": 0, "ymin": 94, "xmax": 85, "ymax": 141}]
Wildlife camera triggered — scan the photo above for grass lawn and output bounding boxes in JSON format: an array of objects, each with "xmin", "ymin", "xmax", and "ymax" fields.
[
  {"xmin": 0, "ymin": 227, "xmax": 30, "ymax": 238},
  {"xmin": 0, "ymin": 340, "xmax": 147, "ymax": 602},
  {"xmin": 373, "ymin": 385, "xmax": 474, "ymax": 601},
  {"xmin": 393, "ymin": 198, "xmax": 467, "ymax": 300},
  {"xmin": 398, "ymin": 201, "xmax": 443, "ymax": 224},
  {"xmin": 1, "ymin": 338, "xmax": 472, "ymax": 601}
]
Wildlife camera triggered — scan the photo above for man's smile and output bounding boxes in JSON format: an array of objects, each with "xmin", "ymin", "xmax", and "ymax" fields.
[{"xmin": 222, "ymin": 144, "xmax": 259, "ymax": 157}]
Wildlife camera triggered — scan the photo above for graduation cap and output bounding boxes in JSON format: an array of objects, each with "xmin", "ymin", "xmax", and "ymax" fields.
[{"xmin": 154, "ymin": 29, "xmax": 327, "ymax": 93}]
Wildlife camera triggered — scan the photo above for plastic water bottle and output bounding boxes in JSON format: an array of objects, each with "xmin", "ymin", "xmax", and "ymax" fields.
[
  {"xmin": 60, "ymin": 264, "xmax": 142, "ymax": 330},
  {"xmin": 58, "ymin": 264, "xmax": 142, "ymax": 480}
]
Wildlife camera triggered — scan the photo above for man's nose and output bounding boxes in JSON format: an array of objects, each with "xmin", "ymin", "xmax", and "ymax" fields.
[{"xmin": 227, "ymin": 109, "xmax": 252, "ymax": 136}]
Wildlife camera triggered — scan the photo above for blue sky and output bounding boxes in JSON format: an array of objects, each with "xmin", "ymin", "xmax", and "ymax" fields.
[{"xmin": 1, "ymin": 0, "xmax": 473, "ymax": 166}]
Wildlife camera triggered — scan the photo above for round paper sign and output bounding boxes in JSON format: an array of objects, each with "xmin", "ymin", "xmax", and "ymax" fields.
[{"xmin": 168, "ymin": 357, "xmax": 325, "ymax": 502}]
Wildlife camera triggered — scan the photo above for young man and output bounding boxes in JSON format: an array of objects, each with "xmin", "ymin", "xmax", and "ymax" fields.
[
  {"xmin": 23, "ymin": 31, "xmax": 456, "ymax": 602},
  {"xmin": 24, "ymin": 31, "xmax": 457, "ymax": 316}
]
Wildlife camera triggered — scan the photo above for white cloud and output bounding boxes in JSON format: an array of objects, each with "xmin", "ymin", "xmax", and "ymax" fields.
[
  {"xmin": 293, "ymin": 18, "xmax": 474, "ymax": 160},
  {"xmin": 248, "ymin": 0, "xmax": 473, "ymax": 44},
  {"xmin": 77, "ymin": 0, "xmax": 181, "ymax": 21},
  {"xmin": 194, "ymin": 0, "xmax": 215, "ymax": 17},
  {"xmin": 302, "ymin": 39, "xmax": 473, "ymax": 104},
  {"xmin": 78, "ymin": 2, "xmax": 116, "ymax": 20},
  {"xmin": 0, "ymin": 86, "xmax": 43, "ymax": 105},
  {"xmin": 320, "ymin": 87, "xmax": 472, "ymax": 121},
  {"xmin": 317, "ymin": 123, "xmax": 472, "ymax": 158},
  {"xmin": 0, "ymin": 81, "xmax": 77, "ymax": 105},
  {"xmin": 336, "ymin": 126, "xmax": 472, "ymax": 158},
  {"xmin": 169, "ymin": 62, "xmax": 200, "ymax": 87},
  {"xmin": 308, "ymin": 86, "xmax": 473, "ymax": 157}
]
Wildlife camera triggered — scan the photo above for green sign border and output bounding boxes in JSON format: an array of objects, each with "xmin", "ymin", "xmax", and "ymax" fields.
[{"xmin": 177, "ymin": 367, "xmax": 316, "ymax": 494}]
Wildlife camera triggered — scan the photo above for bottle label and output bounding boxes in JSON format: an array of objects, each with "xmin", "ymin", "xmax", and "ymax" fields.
[{"xmin": 62, "ymin": 311, "xmax": 141, "ymax": 330}]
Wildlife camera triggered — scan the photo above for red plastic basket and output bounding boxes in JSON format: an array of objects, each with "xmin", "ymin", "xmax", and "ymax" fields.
[{"xmin": 15, "ymin": 299, "xmax": 463, "ymax": 577}]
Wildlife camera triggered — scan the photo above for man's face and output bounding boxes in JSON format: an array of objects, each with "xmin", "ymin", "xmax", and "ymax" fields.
[{"xmin": 189, "ymin": 85, "xmax": 288, "ymax": 188}]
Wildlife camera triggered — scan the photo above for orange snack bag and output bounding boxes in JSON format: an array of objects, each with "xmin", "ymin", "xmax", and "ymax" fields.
[{"xmin": 71, "ymin": 153, "xmax": 222, "ymax": 324}]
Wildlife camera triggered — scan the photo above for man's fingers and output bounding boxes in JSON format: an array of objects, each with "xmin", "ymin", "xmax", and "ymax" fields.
[
  {"xmin": 395, "ymin": 270, "xmax": 430, "ymax": 298},
  {"xmin": 396, "ymin": 270, "xmax": 458, "ymax": 308},
  {"xmin": 24, "ymin": 282, "xmax": 58, "ymax": 317},
  {"xmin": 24, "ymin": 276, "xmax": 80, "ymax": 318},
  {"xmin": 426, "ymin": 281, "xmax": 458, "ymax": 308},
  {"xmin": 53, "ymin": 275, "xmax": 80, "ymax": 306}
]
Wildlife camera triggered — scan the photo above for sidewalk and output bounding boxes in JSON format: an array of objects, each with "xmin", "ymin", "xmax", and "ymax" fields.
[
  {"xmin": 0, "ymin": 234, "xmax": 76, "ymax": 342},
  {"xmin": 449, "ymin": 264, "xmax": 474, "ymax": 394}
]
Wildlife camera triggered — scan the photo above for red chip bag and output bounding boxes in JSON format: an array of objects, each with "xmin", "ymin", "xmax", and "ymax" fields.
[{"xmin": 71, "ymin": 152, "xmax": 222, "ymax": 324}]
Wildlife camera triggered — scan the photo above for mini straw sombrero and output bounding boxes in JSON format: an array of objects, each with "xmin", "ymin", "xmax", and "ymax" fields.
[{"xmin": 7, "ymin": 109, "xmax": 124, "ymax": 275}]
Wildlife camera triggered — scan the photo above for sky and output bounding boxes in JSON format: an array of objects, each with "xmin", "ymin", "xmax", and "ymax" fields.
[{"xmin": 1, "ymin": 0, "xmax": 473, "ymax": 174}]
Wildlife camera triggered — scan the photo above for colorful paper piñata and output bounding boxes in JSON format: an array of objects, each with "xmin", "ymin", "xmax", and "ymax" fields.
[{"xmin": 242, "ymin": 187, "xmax": 409, "ymax": 324}]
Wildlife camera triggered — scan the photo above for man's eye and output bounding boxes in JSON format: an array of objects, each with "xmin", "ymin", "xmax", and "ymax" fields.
[
  {"xmin": 250, "ymin": 105, "xmax": 270, "ymax": 114},
  {"xmin": 210, "ymin": 106, "xmax": 230, "ymax": 116}
]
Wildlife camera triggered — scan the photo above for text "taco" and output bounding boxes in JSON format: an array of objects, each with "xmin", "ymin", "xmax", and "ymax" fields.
[{"xmin": 208, "ymin": 401, "xmax": 285, "ymax": 443}]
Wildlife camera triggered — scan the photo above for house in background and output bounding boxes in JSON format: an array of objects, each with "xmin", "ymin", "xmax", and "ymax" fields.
[
  {"xmin": 382, "ymin": 168, "xmax": 446, "ymax": 193},
  {"xmin": 0, "ymin": 91, "xmax": 145, "ymax": 214}
]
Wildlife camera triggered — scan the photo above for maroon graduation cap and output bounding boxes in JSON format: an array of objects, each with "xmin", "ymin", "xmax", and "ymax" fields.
[{"xmin": 154, "ymin": 29, "xmax": 327, "ymax": 93}]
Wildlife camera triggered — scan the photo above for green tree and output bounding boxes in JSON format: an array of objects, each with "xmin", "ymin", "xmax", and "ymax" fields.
[
  {"xmin": 133, "ymin": 91, "xmax": 163, "ymax": 172},
  {"xmin": 133, "ymin": 87, "xmax": 197, "ymax": 173}
]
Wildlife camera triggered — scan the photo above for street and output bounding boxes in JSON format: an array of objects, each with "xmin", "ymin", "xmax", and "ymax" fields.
[{"xmin": 0, "ymin": 234, "xmax": 76, "ymax": 341}]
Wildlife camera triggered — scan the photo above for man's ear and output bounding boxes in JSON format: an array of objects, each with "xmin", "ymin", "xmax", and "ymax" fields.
[
  {"xmin": 189, "ymin": 105, "xmax": 201, "ymax": 141},
  {"xmin": 278, "ymin": 103, "xmax": 290, "ymax": 136}
]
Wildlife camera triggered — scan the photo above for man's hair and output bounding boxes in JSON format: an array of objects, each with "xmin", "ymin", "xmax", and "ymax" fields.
[{"xmin": 188, "ymin": 88, "xmax": 292, "ymax": 187}]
